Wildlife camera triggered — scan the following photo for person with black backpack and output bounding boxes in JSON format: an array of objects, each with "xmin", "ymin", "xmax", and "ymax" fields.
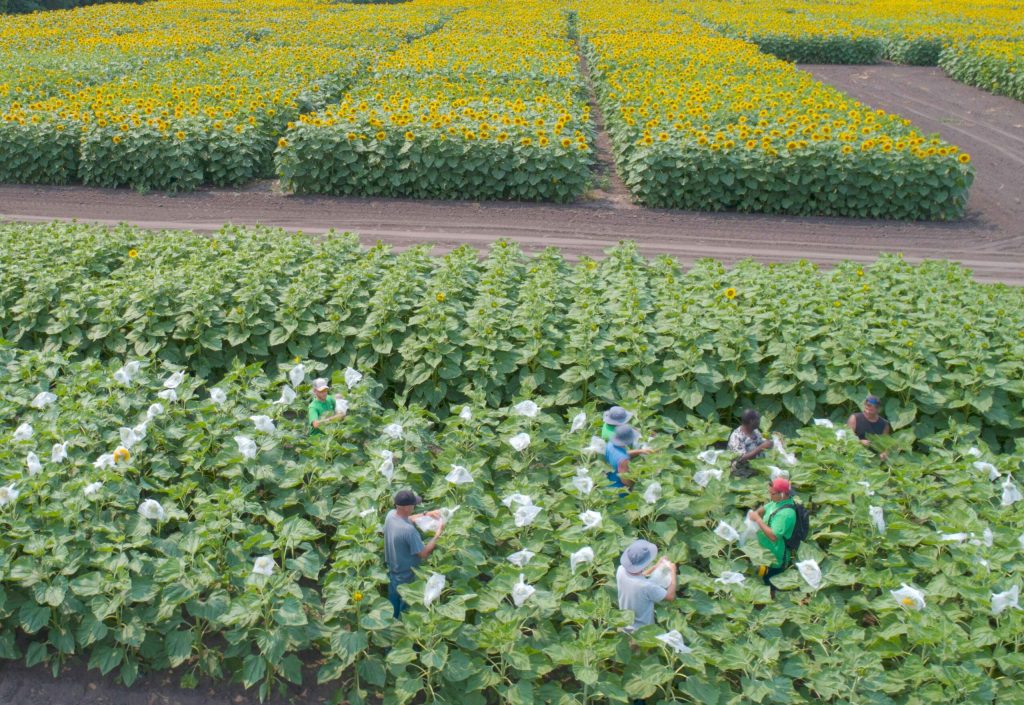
[{"xmin": 747, "ymin": 477, "xmax": 810, "ymax": 597}]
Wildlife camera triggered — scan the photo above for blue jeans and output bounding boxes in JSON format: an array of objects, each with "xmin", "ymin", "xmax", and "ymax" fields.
[{"xmin": 388, "ymin": 577, "xmax": 409, "ymax": 619}]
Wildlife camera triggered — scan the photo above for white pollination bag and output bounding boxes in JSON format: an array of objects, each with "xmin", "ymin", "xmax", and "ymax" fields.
[
  {"xmin": 655, "ymin": 630, "xmax": 692, "ymax": 655},
  {"xmin": 715, "ymin": 520, "xmax": 740, "ymax": 543},
  {"xmin": 869, "ymin": 506, "xmax": 886, "ymax": 534},
  {"xmin": 424, "ymin": 573, "xmax": 445, "ymax": 608},
  {"xmin": 570, "ymin": 412, "xmax": 587, "ymax": 433},
  {"xmin": 507, "ymin": 549, "xmax": 535, "ymax": 567},
  {"xmin": 570, "ymin": 547, "xmax": 595, "ymax": 573},
  {"xmin": 511, "ymin": 574, "xmax": 535, "ymax": 607},
  {"xmin": 796, "ymin": 559, "xmax": 822, "ymax": 589}
]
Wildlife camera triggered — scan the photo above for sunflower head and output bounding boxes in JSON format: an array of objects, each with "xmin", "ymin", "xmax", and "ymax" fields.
[
  {"xmin": 128, "ymin": 248, "xmax": 138, "ymax": 258},
  {"xmin": 724, "ymin": 287, "xmax": 737, "ymax": 300}
]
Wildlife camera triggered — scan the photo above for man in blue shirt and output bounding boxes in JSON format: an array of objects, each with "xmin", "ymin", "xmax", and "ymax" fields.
[
  {"xmin": 383, "ymin": 490, "xmax": 443, "ymax": 618},
  {"xmin": 604, "ymin": 424, "xmax": 653, "ymax": 490}
]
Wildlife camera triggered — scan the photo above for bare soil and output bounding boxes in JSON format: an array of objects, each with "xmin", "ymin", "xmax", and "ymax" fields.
[
  {"xmin": 1, "ymin": 65, "xmax": 1022, "ymax": 284},
  {"xmin": 0, "ymin": 62, "xmax": 1023, "ymax": 701}
]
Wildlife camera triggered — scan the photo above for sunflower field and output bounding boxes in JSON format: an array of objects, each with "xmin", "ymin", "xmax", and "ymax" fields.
[
  {"xmin": 276, "ymin": 1, "xmax": 593, "ymax": 202},
  {"xmin": 0, "ymin": 0, "xmax": 995, "ymax": 218},
  {"xmin": 2, "ymin": 221, "xmax": 1022, "ymax": 446},
  {"xmin": 679, "ymin": 0, "xmax": 1024, "ymax": 67},
  {"xmin": 577, "ymin": 3, "xmax": 974, "ymax": 218},
  {"xmin": 940, "ymin": 41, "xmax": 1024, "ymax": 102},
  {"xmin": 0, "ymin": 0, "xmax": 456, "ymax": 190},
  {"xmin": 1, "ymin": 221, "xmax": 1024, "ymax": 704}
]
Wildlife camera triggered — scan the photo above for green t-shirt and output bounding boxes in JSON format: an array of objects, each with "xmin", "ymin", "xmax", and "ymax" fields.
[
  {"xmin": 308, "ymin": 398, "xmax": 334, "ymax": 435},
  {"xmin": 758, "ymin": 499, "xmax": 796, "ymax": 568},
  {"xmin": 601, "ymin": 423, "xmax": 617, "ymax": 441}
]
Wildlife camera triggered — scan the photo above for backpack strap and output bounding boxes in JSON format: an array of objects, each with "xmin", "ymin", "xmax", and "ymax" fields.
[{"xmin": 764, "ymin": 502, "xmax": 797, "ymax": 565}]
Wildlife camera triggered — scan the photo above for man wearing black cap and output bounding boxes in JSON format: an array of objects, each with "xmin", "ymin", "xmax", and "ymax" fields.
[{"xmin": 384, "ymin": 490, "xmax": 443, "ymax": 618}]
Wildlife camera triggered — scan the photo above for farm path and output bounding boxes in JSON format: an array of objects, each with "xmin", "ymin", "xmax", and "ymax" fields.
[{"xmin": 1, "ymin": 65, "xmax": 1022, "ymax": 285}]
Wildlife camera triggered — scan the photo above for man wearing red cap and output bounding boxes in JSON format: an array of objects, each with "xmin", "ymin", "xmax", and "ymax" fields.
[{"xmin": 747, "ymin": 477, "xmax": 797, "ymax": 595}]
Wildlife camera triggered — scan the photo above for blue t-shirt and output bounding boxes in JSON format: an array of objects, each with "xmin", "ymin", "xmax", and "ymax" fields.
[{"xmin": 604, "ymin": 443, "xmax": 630, "ymax": 487}]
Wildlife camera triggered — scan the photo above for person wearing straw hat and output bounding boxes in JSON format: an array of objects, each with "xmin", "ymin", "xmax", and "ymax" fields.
[
  {"xmin": 604, "ymin": 424, "xmax": 654, "ymax": 490},
  {"xmin": 616, "ymin": 539, "xmax": 677, "ymax": 632},
  {"xmin": 601, "ymin": 405, "xmax": 632, "ymax": 441},
  {"xmin": 308, "ymin": 377, "xmax": 345, "ymax": 435},
  {"xmin": 384, "ymin": 489, "xmax": 443, "ymax": 619}
]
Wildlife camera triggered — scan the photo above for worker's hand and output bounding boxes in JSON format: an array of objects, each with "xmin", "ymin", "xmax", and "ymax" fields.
[
  {"xmin": 312, "ymin": 420, "xmax": 320, "ymax": 429},
  {"xmin": 433, "ymin": 520, "xmax": 445, "ymax": 538},
  {"xmin": 861, "ymin": 439, "xmax": 871, "ymax": 447},
  {"xmin": 760, "ymin": 439, "xmax": 774, "ymax": 450},
  {"xmin": 638, "ymin": 448, "xmax": 655, "ymax": 456},
  {"xmin": 880, "ymin": 451, "xmax": 889, "ymax": 462},
  {"xmin": 747, "ymin": 509, "xmax": 759, "ymax": 523},
  {"xmin": 427, "ymin": 510, "xmax": 442, "ymax": 518}
]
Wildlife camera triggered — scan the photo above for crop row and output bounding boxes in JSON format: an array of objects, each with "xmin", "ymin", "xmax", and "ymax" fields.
[
  {"xmin": 276, "ymin": 1, "xmax": 593, "ymax": 202},
  {"xmin": 1, "ymin": 222, "xmax": 1021, "ymax": 447},
  {"xmin": 577, "ymin": 1, "xmax": 974, "ymax": 219},
  {"xmin": 1, "ymin": 343, "xmax": 1022, "ymax": 703},
  {"xmin": 940, "ymin": 41, "xmax": 1024, "ymax": 102},
  {"xmin": 678, "ymin": 0, "xmax": 1024, "ymax": 66},
  {"xmin": 0, "ymin": 0, "xmax": 455, "ymax": 191}
]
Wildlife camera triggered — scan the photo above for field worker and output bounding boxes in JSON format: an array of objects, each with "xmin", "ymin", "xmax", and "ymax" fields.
[
  {"xmin": 747, "ymin": 477, "xmax": 797, "ymax": 597},
  {"xmin": 604, "ymin": 424, "xmax": 653, "ymax": 490},
  {"xmin": 308, "ymin": 377, "xmax": 345, "ymax": 435},
  {"xmin": 384, "ymin": 489, "xmax": 443, "ymax": 619},
  {"xmin": 616, "ymin": 539, "xmax": 677, "ymax": 632},
  {"xmin": 847, "ymin": 395, "xmax": 891, "ymax": 446},
  {"xmin": 601, "ymin": 405, "xmax": 632, "ymax": 441},
  {"xmin": 728, "ymin": 408, "xmax": 773, "ymax": 477}
]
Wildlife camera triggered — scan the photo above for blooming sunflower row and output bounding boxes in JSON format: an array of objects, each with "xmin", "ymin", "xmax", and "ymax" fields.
[
  {"xmin": 940, "ymin": 40, "xmax": 1024, "ymax": 103},
  {"xmin": 277, "ymin": 0, "xmax": 594, "ymax": 202},
  {"xmin": 577, "ymin": 0, "xmax": 973, "ymax": 219},
  {"xmin": 676, "ymin": 0, "xmax": 1024, "ymax": 66},
  {"xmin": 0, "ymin": 0, "xmax": 456, "ymax": 191}
]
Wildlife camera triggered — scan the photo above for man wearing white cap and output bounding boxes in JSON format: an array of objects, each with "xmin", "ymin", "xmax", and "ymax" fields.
[
  {"xmin": 308, "ymin": 377, "xmax": 345, "ymax": 435},
  {"xmin": 616, "ymin": 539, "xmax": 676, "ymax": 631}
]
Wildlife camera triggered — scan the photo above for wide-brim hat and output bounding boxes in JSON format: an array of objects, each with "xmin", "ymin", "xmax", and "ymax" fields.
[
  {"xmin": 620, "ymin": 539, "xmax": 658, "ymax": 573},
  {"xmin": 611, "ymin": 424, "xmax": 640, "ymax": 448},
  {"xmin": 603, "ymin": 406, "xmax": 632, "ymax": 426}
]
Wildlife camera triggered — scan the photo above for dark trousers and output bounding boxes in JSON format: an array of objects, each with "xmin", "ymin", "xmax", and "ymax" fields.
[
  {"xmin": 762, "ymin": 564, "xmax": 787, "ymax": 587},
  {"xmin": 388, "ymin": 576, "xmax": 409, "ymax": 619}
]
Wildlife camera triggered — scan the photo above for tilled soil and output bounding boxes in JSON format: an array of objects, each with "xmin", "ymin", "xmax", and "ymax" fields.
[
  {"xmin": 1, "ymin": 65, "xmax": 1022, "ymax": 284},
  {"xmin": 0, "ymin": 62, "xmax": 1022, "ymax": 705}
]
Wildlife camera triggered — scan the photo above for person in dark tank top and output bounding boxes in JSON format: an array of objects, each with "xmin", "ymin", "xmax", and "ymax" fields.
[{"xmin": 847, "ymin": 395, "xmax": 892, "ymax": 446}]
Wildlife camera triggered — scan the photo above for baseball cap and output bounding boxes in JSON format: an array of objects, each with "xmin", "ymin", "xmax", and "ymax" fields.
[
  {"xmin": 603, "ymin": 406, "xmax": 632, "ymax": 426},
  {"xmin": 620, "ymin": 539, "xmax": 658, "ymax": 573},
  {"xmin": 864, "ymin": 395, "xmax": 881, "ymax": 407},
  {"xmin": 312, "ymin": 378, "xmax": 330, "ymax": 391},
  {"xmin": 770, "ymin": 477, "xmax": 792, "ymax": 495},
  {"xmin": 394, "ymin": 489, "xmax": 422, "ymax": 507}
]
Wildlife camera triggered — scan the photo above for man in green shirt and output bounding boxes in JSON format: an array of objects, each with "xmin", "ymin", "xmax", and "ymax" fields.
[
  {"xmin": 309, "ymin": 378, "xmax": 345, "ymax": 435},
  {"xmin": 747, "ymin": 477, "xmax": 797, "ymax": 597},
  {"xmin": 601, "ymin": 406, "xmax": 632, "ymax": 441}
]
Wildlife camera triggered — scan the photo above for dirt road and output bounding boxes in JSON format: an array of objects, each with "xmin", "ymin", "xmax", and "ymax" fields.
[{"xmin": 1, "ymin": 65, "xmax": 1022, "ymax": 284}]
